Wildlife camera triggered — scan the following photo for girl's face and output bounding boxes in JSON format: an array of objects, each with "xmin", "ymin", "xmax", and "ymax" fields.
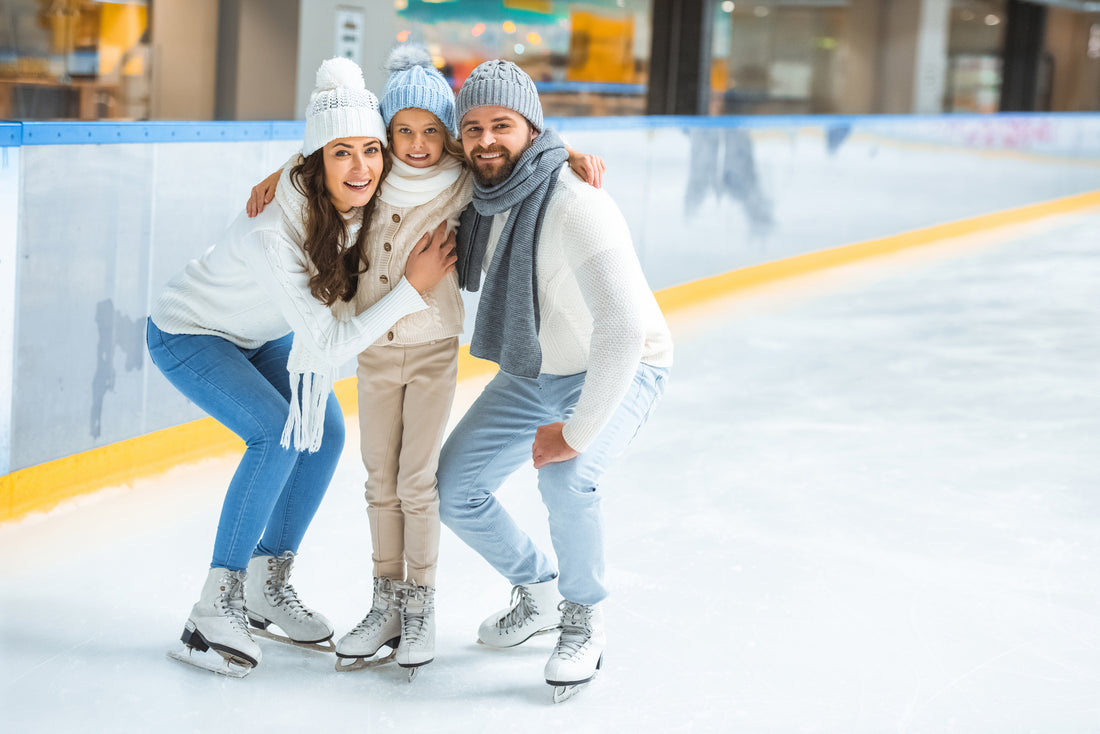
[
  {"xmin": 322, "ymin": 136, "xmax": 385, "ymax": 213},
  {"xmin": 390, "ymin": 108, "xmax": 446, "ymax": 169}
]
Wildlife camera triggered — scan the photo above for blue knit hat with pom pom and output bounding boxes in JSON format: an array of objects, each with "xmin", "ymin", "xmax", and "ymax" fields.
[{"xmin": 380, "ymin": 45, "xmax": 456, "ymax": 135}]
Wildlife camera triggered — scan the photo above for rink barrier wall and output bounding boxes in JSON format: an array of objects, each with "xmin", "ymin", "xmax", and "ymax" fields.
[
  {"xmin": 5, "ymin": 186, "xmax": 1100, "ymax": 524},
  {"xmin": 2, "ymin": 113, "xmax": 1100, "ymax": 524}
]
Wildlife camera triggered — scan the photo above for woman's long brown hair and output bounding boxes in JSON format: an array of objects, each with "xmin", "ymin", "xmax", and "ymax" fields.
[{"xmin": 290, "ymin": 147, "xmax": 392, "ymax": 307}]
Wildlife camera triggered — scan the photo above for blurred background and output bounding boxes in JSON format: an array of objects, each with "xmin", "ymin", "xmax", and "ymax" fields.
[{"xmin": 2, "ymin": 0, "xmax": 1098, "ymax": 122}]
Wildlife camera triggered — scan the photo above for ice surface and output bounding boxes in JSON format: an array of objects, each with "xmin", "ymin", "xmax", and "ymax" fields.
[{"xmin": 2, "ymin": 211, "xmax": 1098, "ymax": 733}]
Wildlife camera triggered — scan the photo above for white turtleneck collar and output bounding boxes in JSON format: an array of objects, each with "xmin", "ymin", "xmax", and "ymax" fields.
[{"xmin": 380, "ymin": 153, "xmax": 463, "ymax": 208}]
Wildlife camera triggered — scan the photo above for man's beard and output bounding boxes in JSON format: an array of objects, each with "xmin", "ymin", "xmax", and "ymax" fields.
[{"xmin": 468, "ymin": 144, "xmax": 526, "ymax": 187}]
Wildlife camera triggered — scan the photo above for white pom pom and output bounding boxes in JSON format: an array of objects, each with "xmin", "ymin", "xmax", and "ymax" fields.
[
  {"xmin": 385, "ymin": 44, "xmax": 435, "ymax": 74},
  {"xmin": 315, "ymin": 57, "xmax": 365, "ymax": 92}
]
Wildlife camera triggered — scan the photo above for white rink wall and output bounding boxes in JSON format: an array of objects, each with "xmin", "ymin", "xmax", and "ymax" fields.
[{"xmin": 2, "ymin": 114, "xmax": 1099, "ymax": 473}]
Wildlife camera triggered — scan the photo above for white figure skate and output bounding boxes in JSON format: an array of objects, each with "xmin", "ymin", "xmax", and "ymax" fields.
[
  {"xmin": 477, "ymin": 578, "xmax": 561, "ymax": 648},
  {"xmin": 544, "ymin": 601, "xmax": 605, "ymax": 703},
  {"xmin": 335, "ymin": 577, "xmax": 402, "ymax": 672},
  {"xmin": 396, "ymin": 583, "xmax": 435, "ymax": 681},
  {"xmin": 167, "ymin": 567, "xmax": 261, "ymax": 677},
  {"xmin": 244, "ymin": 552, "xmax": 335, "ymax": 652}
]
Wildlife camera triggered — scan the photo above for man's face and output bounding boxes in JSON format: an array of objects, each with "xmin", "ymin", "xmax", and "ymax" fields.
[{"xmin": 460, "ymin": 105, "xmax": 538, "ymax": 187}]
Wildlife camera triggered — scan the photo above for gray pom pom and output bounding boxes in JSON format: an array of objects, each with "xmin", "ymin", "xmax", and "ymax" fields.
[{"xmin": 385, "ymin": 44, "xmax": 435, "ymax": 74}]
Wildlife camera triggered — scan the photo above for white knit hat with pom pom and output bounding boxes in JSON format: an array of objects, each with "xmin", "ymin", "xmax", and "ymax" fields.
[{"xmin": 303, "ymin": 57, "xmax": 387, "ymax": 155}]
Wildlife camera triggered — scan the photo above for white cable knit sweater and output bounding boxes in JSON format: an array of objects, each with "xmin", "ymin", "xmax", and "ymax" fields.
[
  {"xmin": 150, "ymin": 167, "xmax": 428, "ymax": 449},
  {"xmin": 481, "ymin": 166, "xmax": 674, "ymax": 452}
]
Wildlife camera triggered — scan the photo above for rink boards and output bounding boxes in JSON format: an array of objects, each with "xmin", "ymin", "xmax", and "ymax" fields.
[{"xmin": 1, "ymin": 113, "xmax": 1099, "ymax": 520}]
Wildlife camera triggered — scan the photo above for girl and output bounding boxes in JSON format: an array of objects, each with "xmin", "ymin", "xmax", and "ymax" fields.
[
  {"xmin": 247, "ymin": 47, "xmax": 602, "ymax": 677},
  {"xmin": 148, "ymin": 57, "xmax": 455, "ymax": 677}
]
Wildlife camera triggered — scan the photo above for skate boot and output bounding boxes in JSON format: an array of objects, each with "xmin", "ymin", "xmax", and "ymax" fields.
[
  {"xmin": 244, "ymin": 551, "xmax": 334, "ymax": 651},
  {"xmin": 168, "ymin": 567, "xmax": 261, "ymax": 677},
  {"xmin": 335, "ymin": 577, "xmax": 402, "ymax": 672},
  {"xmin": 544, "ymin": 601, "xmax": 605, "ymax": 703},
  {"xmin": 396, "ymin": 583, "xmax": 435, "ymax": 679},
  {"xmin": 477, "ymin": 578, "xmax": 561, "ymax": 648}
]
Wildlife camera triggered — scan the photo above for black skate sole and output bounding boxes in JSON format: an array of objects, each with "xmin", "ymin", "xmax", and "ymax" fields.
[
  {"xmin": 545, "ymin": 654, "xmax": 602, "ymax": 687},
  {"xmin": 397, "ymin": 658, "xmax": 434, "ymax": 669},
  {"xmin": 181, "ymin": 625, "xmax": 259, "ymax": 668}
]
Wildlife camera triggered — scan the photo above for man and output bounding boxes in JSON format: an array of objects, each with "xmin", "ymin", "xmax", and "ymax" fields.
[{"xmin": 437, "ymin": 59, "xmax": 673, "ymax": 700}]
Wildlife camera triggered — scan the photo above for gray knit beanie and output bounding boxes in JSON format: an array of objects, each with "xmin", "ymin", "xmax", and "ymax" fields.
[
  {"xmin": 455, "ymin": 59, "xmax": 543, "ymax": 132},
  {"xmin": 381, "ymin": 45, "xmax": 456, "ymax": 134},
  {"xmin": 302, "ymin": 57, "xmax": 387, "ymax": 156}
]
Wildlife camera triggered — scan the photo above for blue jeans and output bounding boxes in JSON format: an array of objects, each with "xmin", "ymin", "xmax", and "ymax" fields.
[
  {"xmin": 437, "ymin": 363, "xmax": 668, "ymax": 605},
  {"xmin": 146, "ymin": 319, "xmax": 345, "ymax": 572}
]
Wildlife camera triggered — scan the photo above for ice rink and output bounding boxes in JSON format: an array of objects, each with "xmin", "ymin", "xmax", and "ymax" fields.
[{"xmin": 2, "ymin": 208, "xmax": 1098, "ymax": 733}]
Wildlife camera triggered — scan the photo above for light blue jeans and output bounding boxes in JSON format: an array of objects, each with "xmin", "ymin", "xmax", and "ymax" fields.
[
  {"xmin": 437, "ymin": 363, "xmax": 668, "ymax": 605},
  {"xmin": 146, "ymin": 319, "xmax": 345, "ymax": 572}
]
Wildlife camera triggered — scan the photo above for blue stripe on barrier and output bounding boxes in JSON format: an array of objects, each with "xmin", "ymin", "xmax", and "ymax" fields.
[
  {"xmin": 3, "ymin": 112, "xmax": 1089, "ymax": 145},
  {"xmin": 0, "ymin": 123, "xmax": 20, "ymax": 147},
  {"xmin": 271, "ymin": 121, "xmax": 305, "ymax": 140},
  {"xmin": 19, "ymin": 121, "xmax": 287, "ymax": 145}
]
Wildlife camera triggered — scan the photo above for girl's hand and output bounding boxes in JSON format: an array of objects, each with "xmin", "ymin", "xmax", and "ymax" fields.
[
  {"xmin": 246, "ymin": 169, "xmax": 281, "ymax": 217},
  {"xmin": 566, "ymin": 149, "xmax": 605, "ymax": 189},
  {"xmin": 404, "ymin": 221, "xmax": 457, "ymax": 296}
]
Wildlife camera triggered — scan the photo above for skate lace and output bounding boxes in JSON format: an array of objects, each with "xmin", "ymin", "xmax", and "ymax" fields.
[
  {"xmin": 349, "ymin": 580, "xmax": 398, "ymax": 636},
  {"xmin": 216, "ymin": 571, "xmax": 253, "ymax": 637},
  {"xmin": 266, "ymin": 552, "xmax": 313, "ymax": 621},
  {"xmin": 497, "ymin": 585, "xmax": 537, "ymax": 630},
  {"xmin": 553, "ymin": 601, "xmax": 593, "ymax": 660},
  {"xmin": 402, "ymin": 586, "xmax": 434, "ymax": 645}
]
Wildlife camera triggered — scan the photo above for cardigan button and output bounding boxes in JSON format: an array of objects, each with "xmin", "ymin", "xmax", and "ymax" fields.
[
  {"xmin": 391, "ymin": 213, "xmax": 400, "ymax": 223},
  {"xmin": 387, "ymin": 331, "xmax": 394, "ymax": 341},
  {"xmin": 384, "ymin": 242, "xmax": 392, "ymax": 252},
  {"xmin": 380, "ymin": 274, "xmax": 388, "ymax": 284}
]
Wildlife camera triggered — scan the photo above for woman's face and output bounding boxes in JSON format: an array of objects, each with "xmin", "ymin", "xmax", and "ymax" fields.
[
  {"xmin": 389, "ymin": 108, "xmax": 446, "ymax": 169},
  {"xmin": 322, "ymin": 136, "xmax": 385, "ymax": 213}
]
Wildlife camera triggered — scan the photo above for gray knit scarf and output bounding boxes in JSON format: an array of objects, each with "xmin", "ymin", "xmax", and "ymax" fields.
[{"xmin": 457, "ymin": 128, "xmax": 568, "ymax": 378}]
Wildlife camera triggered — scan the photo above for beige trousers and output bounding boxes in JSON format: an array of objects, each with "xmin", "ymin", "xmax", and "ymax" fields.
[{"xmin": 356, "ymin": 337, "xmax": 458, "ymax": 588}]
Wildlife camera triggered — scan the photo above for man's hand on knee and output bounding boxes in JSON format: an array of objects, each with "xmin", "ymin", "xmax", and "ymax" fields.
[{"xmin": 532, "ymin": 422, "xmax": 579, "ymax": 469}]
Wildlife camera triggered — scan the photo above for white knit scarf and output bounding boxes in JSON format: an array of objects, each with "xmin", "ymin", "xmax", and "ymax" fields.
[
  {"xmin": 379, "ymin": 154, "xmax": 462, "ymax": 208},
  {"xmin": 273, "ymin": 165, "xmax": 362, "ymax": 453}
]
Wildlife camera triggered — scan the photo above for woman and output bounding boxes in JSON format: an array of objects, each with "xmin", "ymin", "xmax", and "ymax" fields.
[{"xmin": 147, "ymin": 57, "xmax": 455, "ymax": 677}]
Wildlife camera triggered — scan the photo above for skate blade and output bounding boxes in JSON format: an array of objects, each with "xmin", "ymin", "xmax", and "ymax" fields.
[
  {"xmin": 167, "ymin": 647, "xmax": 252, "ymax": 678},
  {"xmin": 548, "ymin": 654, "xmax": 601, "ymax": 703},
  {"xmin": 334, "ymin": 648, "xmax": 397, "ymax": 672},
  {"xmin": 552, "ymin": 681, "xmax": 590, "ymax": 703},
  {"xmin": 398, "ymin": 658, "xmax": 433, "ymax": 681},
  {"xmin": 250, "ymin": 625, "xmax": 336, "ymax": 653}
]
